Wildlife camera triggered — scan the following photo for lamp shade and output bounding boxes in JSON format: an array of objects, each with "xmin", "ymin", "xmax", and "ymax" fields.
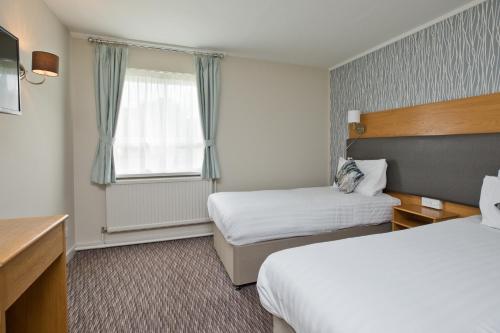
[
  {"xmin": 31, "ymin": 51, "xmax": 59, "ymax": 77},
  {"xmin": 347, "ymin": 110, "xmax": 361, "ymax": 123}
]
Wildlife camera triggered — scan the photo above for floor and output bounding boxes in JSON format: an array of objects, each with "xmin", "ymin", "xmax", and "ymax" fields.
[{"xmin": 67, "ymin": 236, "xmax": 272, "ymax": 333}]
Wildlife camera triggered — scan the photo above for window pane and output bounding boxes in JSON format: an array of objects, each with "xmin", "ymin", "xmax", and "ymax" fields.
[{"xmin": 114, "ymin": 68, "xmax": 203, "ymax": 176}]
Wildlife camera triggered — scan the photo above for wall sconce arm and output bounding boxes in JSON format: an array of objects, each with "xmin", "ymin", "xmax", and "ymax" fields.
[{"xmin": 19, "ymin": 64, "xmax": 46, "ymax": 85}]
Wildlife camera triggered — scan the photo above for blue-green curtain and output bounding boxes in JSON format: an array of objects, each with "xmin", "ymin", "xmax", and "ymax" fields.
[
  {"xmin": 90, "ymin": 44, "xmax": 128, "ymax": 185},
  {"xmin": 194, "ymin": 55, "xmax": 221, "ymax": 180}
]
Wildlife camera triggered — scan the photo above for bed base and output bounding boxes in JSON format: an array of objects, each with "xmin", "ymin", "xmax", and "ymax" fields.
[
  {"xmin": 273, "ymin": 316, "xmax": 295, "ymax": 333},
  {"xmin": 213, "ymin": 222, "xmax": 391, "ymax": 286}
]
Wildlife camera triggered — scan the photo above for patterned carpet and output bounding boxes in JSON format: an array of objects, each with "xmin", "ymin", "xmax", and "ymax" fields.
[{"xmin": 67, "ymin": 236, "xmax": 272, "ymax": 333}]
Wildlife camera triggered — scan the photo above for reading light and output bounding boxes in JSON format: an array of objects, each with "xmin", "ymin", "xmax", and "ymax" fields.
[
  {"xmin": 347, "ymin": 110, "xmax": 365, "ymax": 135},
  {"xmin": 19, "ymin": 51, "xmax": 59, "ymax": 85},
  {"xmin": 345, "ymin": 110, "xmax": 366, "ymax": 156}
]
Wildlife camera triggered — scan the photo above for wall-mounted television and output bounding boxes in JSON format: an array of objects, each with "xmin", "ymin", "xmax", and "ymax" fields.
[{"xmin": 0, "ymin": 26, "xmax": 21, "ymax": 115}]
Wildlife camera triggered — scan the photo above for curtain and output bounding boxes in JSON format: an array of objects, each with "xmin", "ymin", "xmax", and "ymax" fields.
[
  {"xmin": 194, "ymin": 55, "xmax": 221, "ymax": 180},
  {"xmin": 90, "ymin": 44, "xmax": 128, "ymax": 185},
  {"xmin": 114, "ymin": 68, "xmax": 203, "ymax": 176}
]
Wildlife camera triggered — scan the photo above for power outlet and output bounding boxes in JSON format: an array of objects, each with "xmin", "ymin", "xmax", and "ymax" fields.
[{"xmin": 421, "ymin": 197, "xmax": 443, "ymax": 210}]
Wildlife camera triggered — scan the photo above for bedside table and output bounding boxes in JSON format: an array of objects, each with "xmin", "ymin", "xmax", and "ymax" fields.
[{"xmin": 392, "ymin": 204, "xmax": 459, "ymax": 231}]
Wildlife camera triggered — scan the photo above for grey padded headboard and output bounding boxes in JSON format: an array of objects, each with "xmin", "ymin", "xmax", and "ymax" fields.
[{"xmin": 347, "ymin": 133, "xmax": 500, "ymax": 206}]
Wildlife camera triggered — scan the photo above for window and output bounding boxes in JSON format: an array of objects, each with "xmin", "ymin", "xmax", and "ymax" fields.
[{"xmin": 114, "ymin": 68, "xmax": 203, "ymax": 177}]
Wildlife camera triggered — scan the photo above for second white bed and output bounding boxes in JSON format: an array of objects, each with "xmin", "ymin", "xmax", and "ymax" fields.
[{"xmin": 257, "ymin": 215, "xmax": 500, "ymax": 333}]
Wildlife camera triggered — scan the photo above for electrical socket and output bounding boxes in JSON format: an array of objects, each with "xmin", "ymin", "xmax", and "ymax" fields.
[{"xmin": 421, "ymin": 197, "xmax": 443, "ymax": 210}]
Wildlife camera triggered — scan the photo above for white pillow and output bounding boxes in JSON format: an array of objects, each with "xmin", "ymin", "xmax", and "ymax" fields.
[
  {"xmin": 335, "ymin": 157, "xmax": 387, "ymax": 196},
  {"xmin": 479, "ymin": 176, "xmax": 500, "ymax": 229}
]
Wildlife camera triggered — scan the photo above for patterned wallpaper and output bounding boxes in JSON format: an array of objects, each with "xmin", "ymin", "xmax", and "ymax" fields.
[{"xmin": 329, "ymin": 0, "xmax": 500, "ymax": 182}]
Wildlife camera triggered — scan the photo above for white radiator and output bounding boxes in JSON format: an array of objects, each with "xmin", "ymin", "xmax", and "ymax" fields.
[{"xmin": 105, "ymin": 178, "xmax": 214, "ymax": 233}]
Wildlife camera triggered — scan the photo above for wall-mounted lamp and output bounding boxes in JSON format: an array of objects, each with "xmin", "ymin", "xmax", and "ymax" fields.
[
  {"xmin": 346, "ymin": 110, "xmax": 366, "ymax": 156},
  {"xmin": 19, "ymin": 51, "xmax": 59, "ymax": 85},
  {"xmin": 348, "ymin": 110, "xmax": 365, "ymax": 135}
]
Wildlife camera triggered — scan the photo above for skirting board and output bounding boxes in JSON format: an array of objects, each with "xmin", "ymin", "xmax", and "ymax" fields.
[
  {"xmin": 70, "ymin": 227, "xmax": 213, "ymax": 260},
  {"xmin": 75, "ymin": 232, "xmax": 213, "ymax": 250},
  {"xmin": 66, "ymin": 246, "xmax": 76, "ymax": 263},
  {"xmin": 75, "ymin": 223, "xmax": 213, "ymax": 251},
  {"xmin": 75, "ymin": 221, "xmax": 213, "ymax": 251}
]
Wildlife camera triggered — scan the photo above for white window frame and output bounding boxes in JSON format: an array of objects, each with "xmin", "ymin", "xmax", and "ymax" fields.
[
  {"xmin": 116, "ymin": 172, "xmax": 201, "ymax": 180},
  {"xmin": 114, "ymin": 68, "xmax": 203, "ymax": 179}
]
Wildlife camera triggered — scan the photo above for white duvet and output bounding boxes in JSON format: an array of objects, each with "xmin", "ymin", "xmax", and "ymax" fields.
[
  {"xmin": 207, "ymin": 187, "xmax": 400, "ymax": 246},
  {"xmin": 257, "ymin": 216, "xmax": 500, "ymax": 333}
]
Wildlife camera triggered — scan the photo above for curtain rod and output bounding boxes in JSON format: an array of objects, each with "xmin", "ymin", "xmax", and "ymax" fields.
[{"xmin": 87, "ymin": 37, "xmax": 225, "ymax": 58}]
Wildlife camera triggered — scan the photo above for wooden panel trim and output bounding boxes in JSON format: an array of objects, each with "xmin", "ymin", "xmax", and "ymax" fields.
[
  {"xmin": 0, "ymin": 215, "xmax": 68, "ymax": 267},
  {"xmin": 388, "ymin": 192, "xmax": 480, "ymax": 218},
  {"xmin": 349, "ymin": 92, "xmax": 500, "ymax": 138},
  {"xmin": 6, "ymin": 252, "xmax": 68, "ymax": 333},
  {"xmin": 3, "ymin": 224, "xmax": 64, "ymax": 309},
  {"xmin": 1, "ymin": 217, "xmax": 68, "ymax": 333}
]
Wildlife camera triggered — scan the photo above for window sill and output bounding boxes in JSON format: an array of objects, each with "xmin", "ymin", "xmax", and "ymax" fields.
[{"xmin": 114, "ymin": 175, "xmax": 204, "ymax": 185}]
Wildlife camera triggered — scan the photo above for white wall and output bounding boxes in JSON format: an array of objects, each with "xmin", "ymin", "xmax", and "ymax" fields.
[
  {"xmin": 0, "ymin": 0, "xmax": 74, "ymax": 251},
  {"xmin": 70, "ymin": 37, "xmax": 329, "ymax": 249},
  {"xmin": 218, "ymin": 56, "xmax": 330, "ymax": 191}
]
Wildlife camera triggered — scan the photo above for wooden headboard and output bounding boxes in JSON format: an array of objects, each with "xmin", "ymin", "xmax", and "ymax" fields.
[
  {"xmin": 347, "ymin": 92, "xmax": 500, "ymax": 217},
  {"xmin": 349, "ymin": 93, "xmax": 500, "ymax": 139}
]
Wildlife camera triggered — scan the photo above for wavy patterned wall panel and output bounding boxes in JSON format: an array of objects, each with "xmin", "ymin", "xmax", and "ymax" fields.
[{"xmin": 330, "ymin": 0, "xmax": 500, "ymax": 182}]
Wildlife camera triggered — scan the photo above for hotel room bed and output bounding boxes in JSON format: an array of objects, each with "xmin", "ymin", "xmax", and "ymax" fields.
[
  {"xmin": 208, "ymin": 186, "xmax": 400, "ymax": 286},
  {"xmin": 257, "ymin": 215, "xmax": 500, "ymax": 333}
]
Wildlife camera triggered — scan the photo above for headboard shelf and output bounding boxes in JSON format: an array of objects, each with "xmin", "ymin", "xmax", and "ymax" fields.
[{"xmin": 349, "ymin": 92, "xmax": 500, "ymax": 139}]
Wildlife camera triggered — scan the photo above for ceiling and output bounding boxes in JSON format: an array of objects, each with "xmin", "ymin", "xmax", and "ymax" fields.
[{"xmin": 43, "ymin": 0, "xmax": 477, "ymax": 68}]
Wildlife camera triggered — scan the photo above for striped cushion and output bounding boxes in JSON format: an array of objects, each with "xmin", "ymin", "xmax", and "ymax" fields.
[{"xmin": 335, "ymin": 160, "xmax": 365, "ymax": 194}]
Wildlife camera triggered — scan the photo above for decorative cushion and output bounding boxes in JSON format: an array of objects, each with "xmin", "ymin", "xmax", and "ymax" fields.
[
  {"xmin": 335, "ymin": 160, "xmax": 365, "ymax": 194},
  {"xmin": 336, "ymin": 157, "xmax": 387, "ymax": 196}
]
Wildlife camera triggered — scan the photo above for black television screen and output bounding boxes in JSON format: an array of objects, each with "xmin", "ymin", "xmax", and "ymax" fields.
[{"xmin": 0, "ymin": 26, "xmax": 20, "ymax": 115}]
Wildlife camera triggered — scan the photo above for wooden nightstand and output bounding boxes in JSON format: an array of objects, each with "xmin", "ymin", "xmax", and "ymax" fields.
[{"xmin": 392, "ymin": 204, "xmax": 459, "ymax": 231}]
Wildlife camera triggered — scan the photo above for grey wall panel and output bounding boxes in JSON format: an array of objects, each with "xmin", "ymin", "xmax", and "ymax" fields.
[
  {"xmin": 347, "ymin": 134, "xmax": 500, "ymax": 206},
  {"xmin": 330, "ymin": 0, "xmax": 500, "ymax": 182}
]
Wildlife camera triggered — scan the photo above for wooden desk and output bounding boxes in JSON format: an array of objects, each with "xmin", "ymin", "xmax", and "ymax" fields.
[{"xmin": 0, "ymin": 215, "xmax": 68, "ymax": 333}]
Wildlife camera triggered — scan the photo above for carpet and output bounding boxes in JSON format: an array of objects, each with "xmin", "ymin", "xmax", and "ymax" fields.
[{"xmin": 67, "ymin": 236, "xmax": 272, "ymax": 332}]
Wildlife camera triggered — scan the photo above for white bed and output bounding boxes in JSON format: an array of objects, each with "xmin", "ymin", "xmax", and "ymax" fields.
[
  {"xmin": 208, "ymin": 186, "xmax": 400, "ymax": 246},
  {"xmin": 257, "ymin": 215, "xmax": 500, "ymax": 333}
]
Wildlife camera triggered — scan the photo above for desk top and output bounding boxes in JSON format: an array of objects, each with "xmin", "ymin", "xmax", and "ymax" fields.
[{"xmin": 0, "ymin": 215, "xmax": 68, "ymax": 267}]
